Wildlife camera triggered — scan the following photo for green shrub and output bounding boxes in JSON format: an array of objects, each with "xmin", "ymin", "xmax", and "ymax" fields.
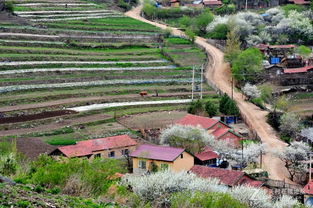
[
  {"xmin": 219, "ymin": 94, "xmax": 239, "ymax": 116},
  {"xmin": 205, "ymin": 100, "xmax": 218, "ymax": 117},
  {"xmin": 46, "ymin": 138, "xmax": 77, "ymax": 146},
  {"xmin": 16, "ymin": 200, "xmax": 30, "ymax": 208},
  {"xmin": 251, "ymin": 97, "xmax": 265, "ymax": 110},
  {"xmin": 282, "ymin": 4, "xmax": 306, "ymax": 15},
  {"xmin": 47, "ymin": 187, "xmax": 61, "ymax": 194},
  {"xmin": 188, "ymin": 100, "xmax": 204, "ymax": 115},
  {"xmin": 185, "ymin": 28, "xmax": 196, "ymax": 43},
  {"xmin": 4, "ymin": 1, "xmax": 14, "ymax": 12},
  {"xmin": 207, "ymin": 24, "xmax": 229, "ymax": 40},
  {"xmin": 34, "ymin": 185, "xmax": 44, "ymax": 193},
  {"xmin": 28, "ymin": 155, "xmax": 125, "ymax": 196},
  {"xmin": 171, "ymin": 191, "xmax": 247, "ymax": 208},
  {"xmin": 267, "ymin": 112, "xmax": 282, "ymax": 130},
  {"xmin": 214, "ymin": 3, "xmax": 236, "ymax": 15}
]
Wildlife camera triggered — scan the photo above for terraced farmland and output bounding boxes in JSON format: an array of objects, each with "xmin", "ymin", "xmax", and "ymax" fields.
[{"xmin": 0, "ymin": 0, "xmax": 215, "ymax": 145}]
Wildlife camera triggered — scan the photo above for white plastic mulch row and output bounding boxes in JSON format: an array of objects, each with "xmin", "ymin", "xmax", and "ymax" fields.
[
  {"xmin": 0, "ymin": 65, "xmax": 176, "ymax": 75},
  {"xmin": 0, "ymin": 39, "xmax": 64, "ymax": 45},
  {"xmin": 0, "ymin": 79, "xmax": 196, "ymax": 93},
  {"xmin": 14, "ymin": 3, "xmax": 96, "ymax": 6},
  {"xmin": 19, "ymin": 12, "xmax": 117, "ymax": 18},
  {"xmin": 14, "ymin": 10, "xmax": 112, "ymax": 14},
  {"xmin": 0, "ymin": 33, "xmax": 59, "ymax": 38},
  {"xmin": 0, "ymin": 60, "xmax": 167, "ymax": 66},
  {"xmin": 30, "ymin": 15, "xmax": 125, "ymax": 22},
  {"xmin": 68, "ymin": 99, "xmax": 192, "ymax": 112}
]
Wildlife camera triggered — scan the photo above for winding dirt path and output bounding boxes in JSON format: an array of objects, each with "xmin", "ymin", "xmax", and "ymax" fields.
[{"xmin": 126, "ymin": 3, "xmax": 289, "ymax": 181}]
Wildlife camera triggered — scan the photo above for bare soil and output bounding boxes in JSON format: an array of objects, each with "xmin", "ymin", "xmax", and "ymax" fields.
[
  {"xmin": 0, "ymin": 113, "xmax": 111, "ymax": 137},
  {"xmin": 0, "ymin": 11, "xmax": 30, "ymax": 25},
  {"xmin": 118, "ymin": 110, "xmax": 186, "ymax": 130},
  {"xmin": 0, "ymin": 110, "xmax": 76, "ymax": 124}
]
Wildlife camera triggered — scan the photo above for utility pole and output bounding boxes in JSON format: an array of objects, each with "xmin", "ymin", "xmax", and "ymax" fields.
[
  {"xmin": 245, "ymin": 0, "xmax": 248, "ymax": 10},
  {"xmin": 231, "ymin": 77, "xmax": 234, "ymax": 100},
  {"xmin": 309, "ymin": 152, "xmax": 312, "ymax": 182},
  {"xmin": 191, "ymin": 66, "xmax": 195, "ymax": 100},
  {"xmin": 200, "ymin": 65, "xmax": 203, "ymax": 99}
]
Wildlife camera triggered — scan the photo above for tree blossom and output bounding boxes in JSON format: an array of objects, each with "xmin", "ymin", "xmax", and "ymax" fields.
[
  {"xmin": 242, "ymin": 83, "xmax": 261, "ymax": 99},
  {"xmin": 301, "ymin": 127, "xmax": 313, "ymax": 142}
]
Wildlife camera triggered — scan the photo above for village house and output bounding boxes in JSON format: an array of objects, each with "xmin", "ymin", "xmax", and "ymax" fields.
[
  {"xmin": 50, "ymin": 135, "xmax": 137, "ymax": 159},
  {"xmin": 303, "ymin": 181, "xmax": 313, "ymax": 206},
  {"xmin": 190, "ymin": 165, "xmax": 264, "ymax": 188},
  {"xmin": 175, "ymin": 114, "xmax": 243, "ymax": 147},
  {"xmin": 194, "ymin": 147, "xmax": 219, "ymax": 166},
  {"xmin": 234, "ymin": 0, "xmax": 282, "ymax": 9},
  {"xmin": 130, "ymin": 144, "xmax": 194, "ymax": 174}
]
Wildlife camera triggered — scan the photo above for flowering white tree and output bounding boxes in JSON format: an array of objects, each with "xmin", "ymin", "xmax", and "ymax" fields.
[
  {"xmin": 275, "ymin": 141, "xmax": 310, "ymax": 182},
  {"xmin": 301, "ymin": 127, "xmax": 313, "ymax": 143},
  {"xmin": 229, "ymin": 143, "xmax": 265, "ymax": 167},
  {"xmin": 273, "ymin": 195, "xmax": 301, "ymax": 208},
  {"xmin": 206, "ymin": 7, "xmax": 313, "ymax": 44},
  {"xmin": 160, "ymin": 125, "xmax": 214, "ymax": 154},
  {"xmin": 279, "ymin": 113, "xmax": 301, "ymax": 137},
  {"xmin": 122, "ymin": 171, "xmax": 301, "ymax": 208},
  {"xmin": 242, "ymin": 83, "xmax": 261, "ymax": 99},
  {"xmin": 121, "ymin": 170, "xmax": 226, "ymax": 206}
]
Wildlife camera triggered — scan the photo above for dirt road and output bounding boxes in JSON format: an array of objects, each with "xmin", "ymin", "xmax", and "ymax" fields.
[{"xmin": 126, "ymin": 3, "xmax": 289, "ymax": 181}]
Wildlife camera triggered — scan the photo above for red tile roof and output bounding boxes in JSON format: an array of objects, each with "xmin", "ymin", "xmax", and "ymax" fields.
[
  {"xmin": 284, "ymin": 66, "xmax": 313, "ymax": 74},
  {"xmin": 130, "ymin": 144, "xmax": 185, "ymax": 162},
  {"xmin": 289, "ymin": 0, "xmax": 310, "ymax": 4},
  {"xmin": 58, "ymin": 135, "xmax": 137, "ymax": 158},
  {"xmin": 203, "ymin": 0, "xmax": 222, "ymax": 5},
  {"xmin": 303, "ymin": 181, "xmax": 313, "ymax": 195},
  {"xmin": 195, "ymin": 147, "xmax": 219, "ymax": 161},
  {"xmin": 268, "ymin": 45, "xmax": 296, "ymax": 49},
  {"xmin": 190, "ymin": 165, "xmax": 263, "ymax": 187},
  {"xmin": 211, "ymin": 127, "xmax": 229, "ymax": 139},
  {"xmin": 175, "ymin": 114, "xmax": 219, "ymax": 129}
]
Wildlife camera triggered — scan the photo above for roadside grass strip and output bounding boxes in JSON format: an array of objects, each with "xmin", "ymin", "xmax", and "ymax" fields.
[
  {"xmin": 0, "ymin": 79, "xmax": 198, "ymax": 93},
  {"xmin": 0, "ymin": 60, "xmax": 167, "ymax": 66},
  {"xmin": 67, "ymin": 99, "xmax": 192, "ymax": 112},
  {"xmin": 14, "ymin": 10, "xmax": 113, "ymax": 14},
  {"xmin": 0, "ymin": 66, "xmax": 176, "ymax": 75}
]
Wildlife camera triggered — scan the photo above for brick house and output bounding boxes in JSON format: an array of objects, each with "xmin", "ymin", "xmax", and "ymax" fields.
[
  {"xmin": 190, "ymin": 165, "xmax": 264, "ymax": 188},
  {"xmin": 130, "ymin": 144, "xmax": 194, "ymax": 174},
  {"xmin": 50, "ymin": 135, "xmax": 137, "ymax": 159},
  {"xmin": 175, "ymin": 114, "xmax": 243, "ymax": 147}
]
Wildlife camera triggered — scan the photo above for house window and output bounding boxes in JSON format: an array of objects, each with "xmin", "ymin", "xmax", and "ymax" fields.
[
  {"xmin": 94, "ymin": 153, "xmax": 101, "ymax": 158},
  {"xmin": 108, "ymin": 151, "xmax": 115, "ymax": 158},
  {"xmin": 160, "ymin": 163, "xmax": 169, "ymax": 170},
  {"xmin": 138, "ymin": 160, "xmax": 146, "ymax": 169},
  {"xmin": 180, "ymin": 153, "xmax": 183, "ymax": 159},
  {"xmin": 122, "ymin": 149, "xmax": 129, "ymax": 156}
]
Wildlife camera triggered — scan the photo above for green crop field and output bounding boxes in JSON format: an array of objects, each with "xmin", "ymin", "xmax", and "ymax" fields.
[{"xmin": 0, "ymin": 0, "xmax": 216, "ymax": 145}]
